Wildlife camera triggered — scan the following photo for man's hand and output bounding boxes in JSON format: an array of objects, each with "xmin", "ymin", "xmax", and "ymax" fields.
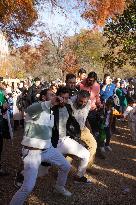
[{"xmin": 51, "ymin": 96, "xmax": 64, "ymax": 106}]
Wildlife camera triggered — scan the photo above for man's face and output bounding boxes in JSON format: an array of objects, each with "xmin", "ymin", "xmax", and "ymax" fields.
[
  {"xmin": 66, "ymin": 78, "xmax": 76, "ymax": 89},
  {"xmin": 86, "ymin": 77, "xmax": 95, "ymax": 86},
  {"xmin": 41, "ymin": 90, "xmax": 55, "ymax": 101},
  {"xmin": 80, "ymin": 73, "xmax": 86, "ymax": 80},
  {"xmin": 76, "ymin": 96, "xmax": 89, "ymax": 109},
  {"xmin": 35, "ymin": 80, "xmax": 41, "ymax": 87},
  {"xmin": 59, "ymin": 93, "xmax": 69, "ymax": 107},
  {"xmin": 46, "ymin": 90, "xmax": 56, "ymax": 101}
]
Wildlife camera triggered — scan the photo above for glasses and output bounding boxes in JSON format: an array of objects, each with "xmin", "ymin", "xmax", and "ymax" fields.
[{"xmin": 87, "ymin": 78, "xmax": 95, "ymax": 82}]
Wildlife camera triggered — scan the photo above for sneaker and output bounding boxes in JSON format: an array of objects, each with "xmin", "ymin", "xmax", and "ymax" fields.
[
  {"xmin": 55, "ymin": 185, "xmax": 72, "ymax": 197},
  {"xmin": 74, "ymin": 176, "xmax": 91, "ymax": 184},
  {"xmin": 96, "ymin": 150, "xmax": 106, "ymax": 159},
  {"xmin": 14, "ymin": 171, "xmax": 24, "ymax": 188},
  {"xmin": 105, "ymin": 146, "xmax": 112, "ymax": 152},
  {"xmin": 100, "ymin": 147, "xmax": 106, "ymax": 153}
]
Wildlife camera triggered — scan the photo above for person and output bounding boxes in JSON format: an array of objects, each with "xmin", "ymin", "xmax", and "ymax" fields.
[
  {"xmin": 10, "ymin": 92, "xmax": 72, "ymax": 205},
  {"xmin": 12, "ymin": 88, "xmax": 22, "ymax": 130},
  {"xmin": 123, "ymin": 98, "xmax": 136, "ymax": 142},
  {"xmin": 100, "ymin": 74, "xmax": 115, "ymax": 103},
  {"xmin": 0, "ymin": 83, "xmax": 9, "ymax": 176},
  {"xmin": 69, "ymin": 90, "xmax": 97, "ymax": 167},
  {"xmin": 76, "ymin": 68, "xmax": 87, "ymax": 84},
  {"xmin": 116, "ymin": 81, "xmax": 128, "ymax": 114},
  {"xmin": 65, "ymin": 73, "xmax": 79, "ymax": 96},
  {"xmin": 80, "ymin": 71, "xmax": 101, "ymax": 111},
  {"xmin": 50, "ymin": 82, "xmax": 58, "ymax": 94},
  {"xmin": 104, "ymin": 98, "xmax": 114, "ymax": 151},
  {"xmin": 52, "ymin": 87, "xmax": 91, "ymax": 183},
  {"xmin": 27, "ymin": 77, "xmax": 41, "ymax": 105},
  {"xmin": 14, "ymin": 89, "xmax": 56, "ymax": 188},
  {"xmin": 80, "ymin": 72, "xmax": 105, "ymax": 158}
]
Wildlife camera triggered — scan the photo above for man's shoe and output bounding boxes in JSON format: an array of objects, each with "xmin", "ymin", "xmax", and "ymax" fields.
[
  {"xmin": 100, "ymin": 147, "xmax": 106, "ymax": 153},
  {"xmin": 96, "ymin": 151, "xmax": 106, "ymax": 159},
  {"xmin": 55, "ymin": 185, "xmax": 72, "ymax": 197},
  {"xmin": 74, "ymin": 176, "xmax": 91, "ymax": 184},
  {"xmin": 14, "ymin": 171, "xmax": 24, "ymax": 188},
  {"xmin": 105, "ymin": 146, "xmax": 112, "ymax": 152}
]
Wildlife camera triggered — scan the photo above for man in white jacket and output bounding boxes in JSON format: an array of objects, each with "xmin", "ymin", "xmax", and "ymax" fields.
[{"xmin": 10, "ymin": 89, "xmax": 72, "ymax": 205}]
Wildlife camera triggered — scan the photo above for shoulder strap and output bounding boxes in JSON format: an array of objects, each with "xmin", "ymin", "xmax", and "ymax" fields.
[{"xmin": 65, "ymin": 104, "xmax": 73, "ymax": 116}]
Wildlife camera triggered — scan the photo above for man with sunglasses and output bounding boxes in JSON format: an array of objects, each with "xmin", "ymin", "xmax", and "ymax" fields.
[{"xmin": 80, "ymin": 72, "xmax": 105, "ymax": 159}]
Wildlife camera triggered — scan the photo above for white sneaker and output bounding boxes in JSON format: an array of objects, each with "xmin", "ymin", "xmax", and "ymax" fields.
[
  {"xmin": 55, "ymin": 185, "xmax": 72, "ymax": 197},
  {"xmin": 100, "ymin": 147, "xmax": 106, "ymax": 153},
  {"xmin": 105, "ymin": 146, "xmax": 112, "ymax": 152}
]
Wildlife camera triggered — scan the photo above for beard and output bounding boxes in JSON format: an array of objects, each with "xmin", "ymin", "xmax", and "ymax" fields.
[{"xmin": 76, "ymin": 103, "xmax": 86, "ymax": 109}]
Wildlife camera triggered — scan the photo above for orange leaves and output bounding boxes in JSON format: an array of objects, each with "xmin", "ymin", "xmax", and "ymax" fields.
[
  {"xmin": 62, "ymin": 51, "xmax": 79, "ymax": 73},
  {"xmin": 0, "ymin": 0, "xmax": 37, "ymax": 41},
  {"xmin": 83, "ymin": 0, "xmax": 126, "ymax": 26}
]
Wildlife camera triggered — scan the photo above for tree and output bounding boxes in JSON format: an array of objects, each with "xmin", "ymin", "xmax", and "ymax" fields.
[
  {"xmin": 63, "ymin": 30, "xmax": 106, "ymax": 76},
  {"xmin": 102, "ymin": 0, "xmax": 136, "ymax": 74},
  {"xmin": 0, "ymin": 0, "xmax": 129, "ymax": 43},
  {"xmin": 82, "ymin": 0, "xmax": 128, "ymax": 26}
]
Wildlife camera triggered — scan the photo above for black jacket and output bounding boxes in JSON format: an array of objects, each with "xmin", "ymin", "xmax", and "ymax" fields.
[{"xmin": 51, "ymin": 104, "xmax": 81, "ymax": 148}]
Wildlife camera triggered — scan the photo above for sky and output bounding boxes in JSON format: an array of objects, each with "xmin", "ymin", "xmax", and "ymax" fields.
[{"xmin": 27, "ymin": 1, "xmax": 92, "ymax": 47}]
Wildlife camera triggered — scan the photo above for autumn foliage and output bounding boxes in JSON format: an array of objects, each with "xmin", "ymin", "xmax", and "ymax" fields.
[
  {"xmin": 62, "ymin": 51, "xmax": 79, "ymax": 74},
  {"xmin": 0, "ymin": 0, "xmax": 130, "ymax": 42},
  {"xmin": 0, "ymin": 0, "xmax": 38, "ymax": 39},
  {"xmin": 82, "ymin": 0, "xmax": 127, "ymax": 25}
]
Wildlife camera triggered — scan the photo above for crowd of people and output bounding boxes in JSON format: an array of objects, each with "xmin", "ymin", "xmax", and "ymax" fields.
[{"xmin": 0, "ymin": 69, "xmax": 136, "ymax": 205}]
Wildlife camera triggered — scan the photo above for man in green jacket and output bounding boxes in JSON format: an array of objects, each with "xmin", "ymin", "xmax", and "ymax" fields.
[{"xmin": 10, "ymin": 91, "xmax": 72, "ymax": 205}]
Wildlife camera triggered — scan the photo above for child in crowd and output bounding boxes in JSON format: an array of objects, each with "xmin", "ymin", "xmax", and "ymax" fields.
[
  {"xmin": 95, "ymin": 98, "xmax": 113, "ymax": 158},
  {"xmin": 104, "ymin": 98, "xmax": 114, "ymax": 151}
]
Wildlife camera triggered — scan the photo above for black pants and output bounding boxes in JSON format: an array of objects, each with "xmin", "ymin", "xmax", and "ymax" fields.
[
  {"xmin": 87, "ymin": 110, "xmax": 104, "ymax": 147},
  {"xmin": 105, "ymin": 126, "xmax": 111, "ymax": 146}
]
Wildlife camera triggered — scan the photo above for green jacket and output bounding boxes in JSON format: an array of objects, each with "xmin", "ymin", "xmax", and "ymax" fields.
[
  {"xmin": 116, "ymin": 88, "xmax": 128, "ymax": 107},
  {"xmin": 21, "ymin": 101, "xmax": 54, "ymax": 149},
  {"xmin": 0, "ymin": 90, "xmax": 6, "ymax": 106}
]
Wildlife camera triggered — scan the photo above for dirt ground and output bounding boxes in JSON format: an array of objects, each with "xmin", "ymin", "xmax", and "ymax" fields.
[{"xmin": 0, "ymin": 120, "xmax": 136, "ymax": 205}]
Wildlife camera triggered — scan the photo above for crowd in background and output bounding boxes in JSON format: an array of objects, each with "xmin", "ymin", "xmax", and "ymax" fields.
[{"xmin": 0, "ymin": 69, "xmax": 136, "ymax": 204}]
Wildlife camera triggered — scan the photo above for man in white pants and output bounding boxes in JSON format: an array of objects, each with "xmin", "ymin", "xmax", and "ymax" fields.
[
  {"xmin": 52, "ymin": 87, "xmax": 91, "ymax": 183},
  {"xmin": 10, "ymin": 94, "xmax": 72, "ymax": 205}
]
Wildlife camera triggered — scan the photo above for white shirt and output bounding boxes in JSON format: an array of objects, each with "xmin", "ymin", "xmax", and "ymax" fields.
[{"xmin": 59, "ymin": 106, "xmax": 69, "ymax": 138}]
